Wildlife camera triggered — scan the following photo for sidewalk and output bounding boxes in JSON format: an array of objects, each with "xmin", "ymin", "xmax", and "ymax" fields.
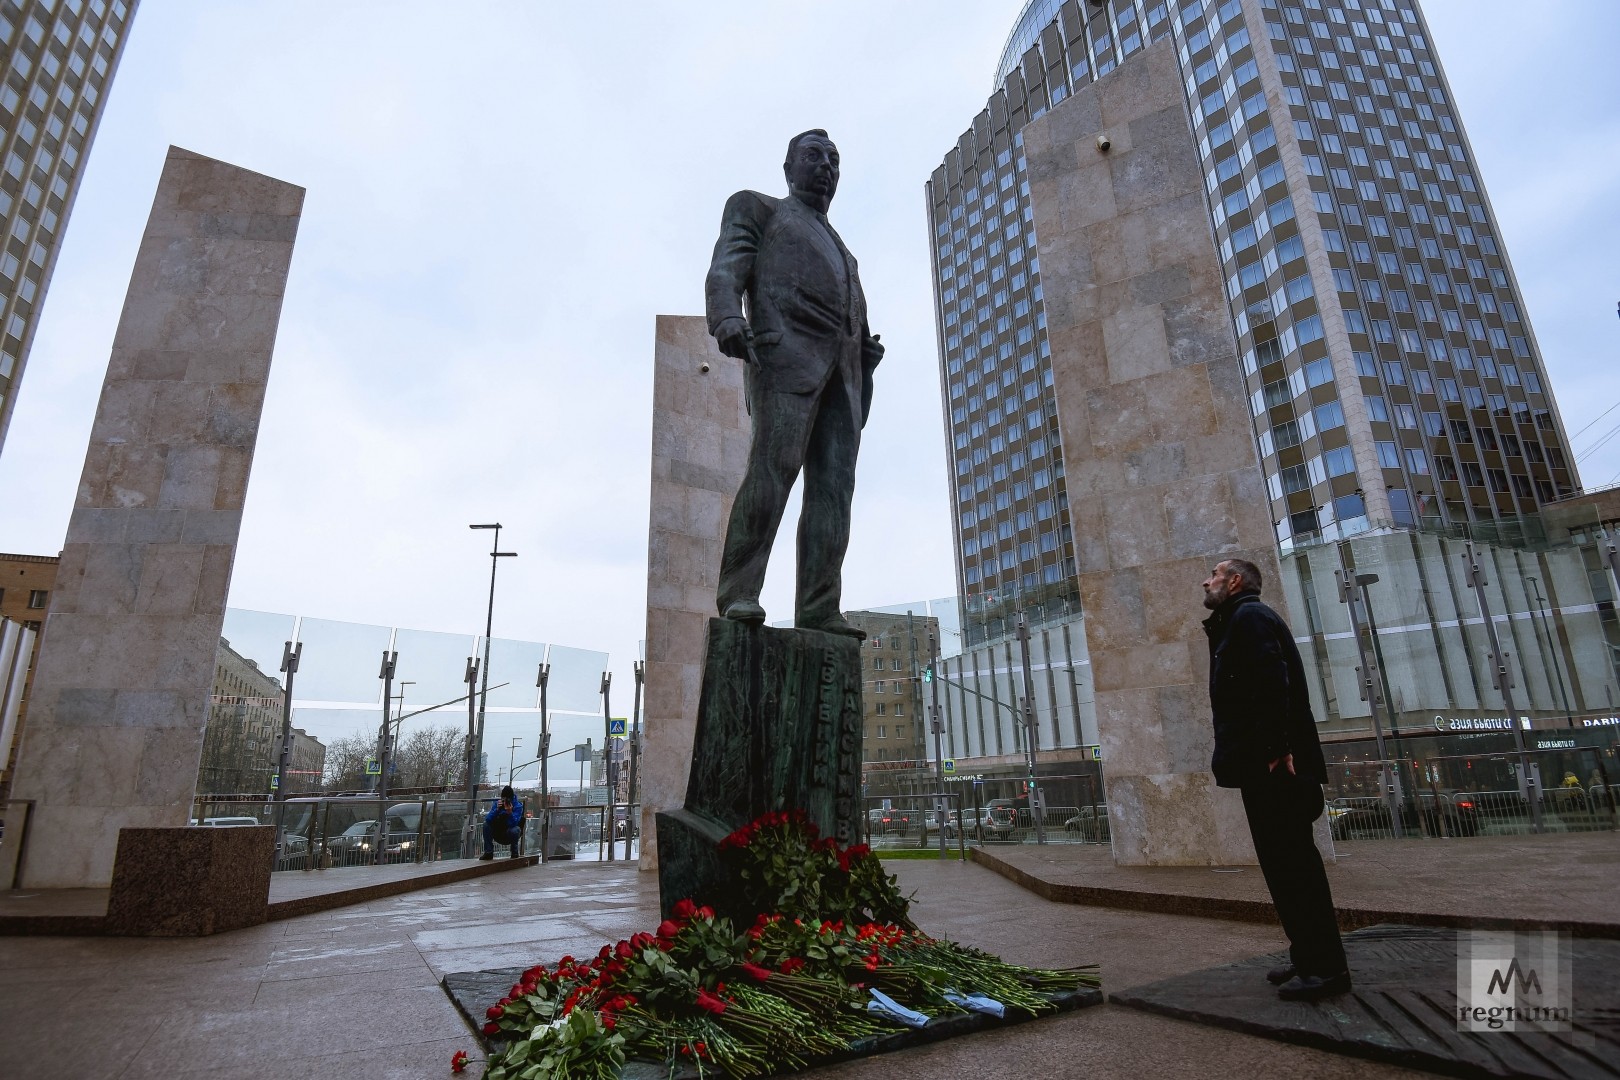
[
  {"xmin": 0, "ymin": 859, "xmax": 1434, "ymax": 1080},
  {"xmin": 971, "ymin": 831, "xmax": 1619, "ymax": 935},
  {"xmin": 0, "ymin": 855, "xmax": 538, "ymax": 935}
]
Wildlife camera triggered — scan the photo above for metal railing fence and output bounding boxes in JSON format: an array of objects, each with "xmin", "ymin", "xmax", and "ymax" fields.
[
  {"xmin": 1324, "ymin": 745, "xmax": 1619, "ymax": 840},
  {"xmin": 189, "ymin": 795, "xmax": 643, "ymax": 870}
]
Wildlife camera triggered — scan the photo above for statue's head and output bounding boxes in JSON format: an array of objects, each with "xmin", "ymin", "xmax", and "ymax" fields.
[{"xmin": 784, "ymin": 129, "xmax": 839, "ymax": 209}]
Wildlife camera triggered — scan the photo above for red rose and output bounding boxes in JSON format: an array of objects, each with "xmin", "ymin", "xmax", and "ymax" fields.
[
  {"xmin": 451, "ymin": 1049, "xmax": 470, "ymax": 1073},
  {"xmin": 672, "ymin": 898, "xmax": 697, "ymax": 920},
  {"xmin": 482, "ymin": 1021, "xmax": 500, "ymax": 1036},
  {"xmin": 615, "ymin": 940, "xmax": 634, "ymax": 960},
  {"xmin": 602, "ymin": 1014, "xmax": 616, "ymax": 1032},
  {"xmin": 485, "ymin": 1004, "xmax": 504, "ymax": 1019},
  {"xmin": 656, "ymin": 919, "xmax": 682, "ymax": 941},
  {"xmin": 779, "ymin": 957, "xmax": 805, "ymax": 975},
  {"xmin": 696, "ymin": 905, "xmax": 716, "ymax": 921}
]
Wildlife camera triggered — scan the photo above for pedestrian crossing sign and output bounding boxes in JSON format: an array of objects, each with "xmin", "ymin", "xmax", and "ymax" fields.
[
  {"xmin": 943, "ymin": 758, "xmax": 956, "ymax": 775},
  {"xmin": 608, "ymin": 718, "xmax": 628, "ymax": 737}
]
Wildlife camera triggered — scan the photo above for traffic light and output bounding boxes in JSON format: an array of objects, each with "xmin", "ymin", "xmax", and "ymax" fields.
[{"xmin": 922, "ymin": 666, "xmax": 933, "ymax": 683}]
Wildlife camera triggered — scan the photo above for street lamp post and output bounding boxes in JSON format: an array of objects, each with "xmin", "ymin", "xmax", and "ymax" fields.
[
  {"xmin": 1334, "ymin": 564, "xmax": 1404, "ymax": 838},
  {"xmin": 508, "ymin": 737, "xmax": 523, "ymax": 788},
  {"xmin": 928, "ymin": 633, "xmax": 947, "ymax": 859},
  {"xmin": 601, "ymin": 671, "xmax": 614, "ymax": 862},
  {"xmin": 1461, "ymin": 541, "xmax": 1542, "ymax": 833},
  {"xmin": 629, "ymin": 660, "xmax": 644, "ymax": 860},
  {"xmin": 537, "ymin": 660, "xmax": 550, "ymax": 862},
  {"xmin": 1525, "ymin": 576, "xmax": 1575, "ymax": 728},
  {"xmin": 372, "ymin": 649, "xmax": 397, "ymax": 864},
  {"xmin": 271, "ymin": 639, "xmax": 302, "ymax": 869},
  {"xmin": 469, "ymin": 523, "xmax": 517, "ymax": 799},
  {"xmin": 462, "ymin": 656, "xmax": 479, "ymax": 858},
  {"xmin": 1014, "ymin": 613, "xmax": 1047, "ymax": 844}
]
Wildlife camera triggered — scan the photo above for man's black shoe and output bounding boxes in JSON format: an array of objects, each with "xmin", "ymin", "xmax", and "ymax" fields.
[
  {"xmin": 1265, "ymin": 965, "xmax": 1296, "ymax": 986},
  {"xmin": 1277, "ymin": 971, "xmax": 1352, "ymax": 1001},
  {"xmin": 478, "ymin": 852, "xmax": 494, "ymax": 861}
]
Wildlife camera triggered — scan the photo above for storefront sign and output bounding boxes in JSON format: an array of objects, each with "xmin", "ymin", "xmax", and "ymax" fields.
[
  {"xmin": 1433, "ymin": 715, "xmax": 1528, "ymax": 732},
  {"xmin": 1581, "ymin": 716, "xmax": 1620, "ymax": 728}
]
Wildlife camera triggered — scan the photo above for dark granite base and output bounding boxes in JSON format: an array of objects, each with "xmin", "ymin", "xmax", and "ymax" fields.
[
  {"xmin": 444, "ymin": 966, "xmax": 1101, "ymax": 1078},
  {"xmin": 658, "ymin": 620, "xmax": 865, "ymax": 921},
  {"xmin": 105, "ymin": 825, "xmax": 275, "ymax": 936},
  {"xmin": 1111, "ymin": 924, "xmax": 1620, "ymax": 1079}
]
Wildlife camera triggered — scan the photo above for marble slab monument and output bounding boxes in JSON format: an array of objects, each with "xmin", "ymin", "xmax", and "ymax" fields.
[{"xmin": 8, "ymin": 147, "xmax": 303, "ymax": 888}]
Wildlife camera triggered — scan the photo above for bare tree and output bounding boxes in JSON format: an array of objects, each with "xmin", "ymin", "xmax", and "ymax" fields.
[
  {"xmin": 322, "ymin": 732, "xmax": 374, "ymax": 792},
  {"xmin": 394, "ymin": 724, "xmax": 466, "ymax": 789}
]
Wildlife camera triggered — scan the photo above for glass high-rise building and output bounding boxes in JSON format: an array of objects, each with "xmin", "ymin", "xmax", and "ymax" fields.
[
  {"xmin": 0, "ymin": 0, "xmax": 139, "ymax": 455},
  {"xmin": 929, "ymin": 0, "xmax": 1577, "ymax": 645}
]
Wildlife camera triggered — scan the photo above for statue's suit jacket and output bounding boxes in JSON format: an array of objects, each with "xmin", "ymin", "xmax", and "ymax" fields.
[{"xmin": 705, "ymin": 190, "xmax": 883, "ymax": 425}]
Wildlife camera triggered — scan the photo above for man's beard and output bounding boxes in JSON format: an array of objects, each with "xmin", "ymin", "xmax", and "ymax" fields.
[{"xmin": 1202, "ymin": 585, "xmax": 1227, "ymax": 610}]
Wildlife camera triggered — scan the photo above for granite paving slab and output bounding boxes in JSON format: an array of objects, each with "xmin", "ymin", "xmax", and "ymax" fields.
[
  {"xmin": 971, "ymin": 833, "xmax": 1620, "ymax": 937},
  {"xmin": 443, "ymin": 966, "xmax": 1102, "ymax": 1078},
  {"xmin": 1110, "ymin": 924, "xmax": 1620, "ymax": 1079}
]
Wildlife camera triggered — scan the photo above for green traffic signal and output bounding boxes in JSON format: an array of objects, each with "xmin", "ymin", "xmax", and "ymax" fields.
[{"xmin": 922, "ymin": 666, "xmax": 933, "ymax": 683}]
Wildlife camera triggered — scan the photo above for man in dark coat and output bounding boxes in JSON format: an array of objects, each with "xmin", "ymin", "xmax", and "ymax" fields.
[
  {"xmin": 1202, "ymin": 558, "xmax": 1349, "ymax": 1000},
  {"xmin": 704, "ymin": 129, "xmax": 883, "ymax": 637}
]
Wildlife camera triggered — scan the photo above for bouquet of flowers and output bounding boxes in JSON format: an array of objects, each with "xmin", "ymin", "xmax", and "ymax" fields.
[{"xmin": 462, "ymin": 811, "xmax": 1097, "ymax": 1079}]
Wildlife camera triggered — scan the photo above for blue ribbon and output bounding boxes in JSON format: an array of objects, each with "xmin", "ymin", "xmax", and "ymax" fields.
[
  {"xmin": 866, "ymin": 988, "xmax": 931, "ymax": 1028},
  {"xmin": 943, "ymin": 990, "xmax": 1006, "ymax": 1018}
]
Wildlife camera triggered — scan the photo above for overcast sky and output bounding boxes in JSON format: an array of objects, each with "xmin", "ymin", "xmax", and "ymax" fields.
[{"xmin": 1, "ymin": 1, "xmax": 1616, "ymax": 753}]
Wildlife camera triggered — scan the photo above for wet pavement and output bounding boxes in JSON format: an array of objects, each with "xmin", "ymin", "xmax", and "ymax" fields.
[
  {"xmin": 0, "ymin": 857, "xmax": 1443, "ymax": 1079},
  {"xmin": 972, "ymin": 831, "xmax": 1620, "ymax": 933}
]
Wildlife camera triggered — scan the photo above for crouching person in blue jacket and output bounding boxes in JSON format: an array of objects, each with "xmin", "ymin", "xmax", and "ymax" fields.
[{"xmin": 481, "ymin": 785, "xmax": 525, "ymax": 860}]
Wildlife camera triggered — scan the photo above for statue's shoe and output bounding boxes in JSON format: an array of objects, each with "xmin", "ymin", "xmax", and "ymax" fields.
[
  {"xmin": 799, "ymin": 618, "xmax": 867, "ymax": 641},
  {"xmin": 721, "ymin": 600, "xmax": 766, "ymax": 623}
]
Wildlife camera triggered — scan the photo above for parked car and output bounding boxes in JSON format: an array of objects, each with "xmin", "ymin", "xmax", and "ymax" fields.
[
  {"xmin": 941, "ymin": 810, "xmax": 984, "ymax": 840},
  {"xmin": 1327, "ymin": 795, "xmax": 1480, "ymax": 840},
  {"xmin": 1063, "ymin": 805, "xmax": 1111, "ymax": 842},
  {"xmin": 871, "ymin": 808, "xmax": 915, "ymax": 837},
  {"xmin": 981, "ymin": 800, "xmax": 1020, "ymax": 841},
  {"xmin": 325, "ymin": 819, "xmax": 416, "ymax": 863},
  {"xmin": 200, "ymin": 816, "xmax": 263, "ymax": 828}
]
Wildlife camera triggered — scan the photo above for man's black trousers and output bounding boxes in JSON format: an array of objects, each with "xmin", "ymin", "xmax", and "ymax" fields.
[{"xmin": 1240, "ymin": 769, "xmax": 1347, "ymax": 977}]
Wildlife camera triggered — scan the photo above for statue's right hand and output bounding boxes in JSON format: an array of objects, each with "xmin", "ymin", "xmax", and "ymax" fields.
[{"xmin": 714, "ymin": 317, "xmax": 752, "ymax": 361}]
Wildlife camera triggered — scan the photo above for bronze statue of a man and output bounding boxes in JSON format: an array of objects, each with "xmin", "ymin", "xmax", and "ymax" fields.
[{"xmin": 705, "ymin": 129, "xmax": 883, "ymax": 638}]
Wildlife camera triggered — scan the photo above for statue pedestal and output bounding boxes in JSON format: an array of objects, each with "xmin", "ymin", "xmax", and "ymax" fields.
[{"xmin": 656, "ymin": 618, "xmax": 863, "ymax": 918}]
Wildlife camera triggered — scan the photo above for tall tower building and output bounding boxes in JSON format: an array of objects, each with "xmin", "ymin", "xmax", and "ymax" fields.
[
  {"xmin": 930, "ymin": 0, "xmax": 1578, "ymax": 645},
  {"xmin": 0, "ymin": 0, "xmax": 139, "ymax": 455}
]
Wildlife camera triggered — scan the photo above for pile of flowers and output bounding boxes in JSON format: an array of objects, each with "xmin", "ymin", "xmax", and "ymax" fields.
[{"xmin": 456, "ymin": 812, "xmax": 1097, "ymax": 1078}]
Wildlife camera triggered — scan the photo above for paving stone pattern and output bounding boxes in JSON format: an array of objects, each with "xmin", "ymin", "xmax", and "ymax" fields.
[{"xmin": 0, "ymin": 859, "xmax": 1435, "ymax": 1079}]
